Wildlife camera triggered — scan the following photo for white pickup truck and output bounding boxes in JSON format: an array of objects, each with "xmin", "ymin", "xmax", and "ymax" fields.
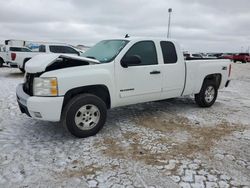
[
  {"xmin": 9, "ymin": 43, "xmax": 81, "ymax": 72},
  {"xmin": 16, "ymin": 38, "xmax": 231, "ymax": 138},
  {"xmin": 7, "ymin": 46, "xmax": 33, "ymax": 68}
]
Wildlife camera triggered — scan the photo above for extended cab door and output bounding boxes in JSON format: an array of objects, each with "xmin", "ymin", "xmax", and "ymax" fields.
[
  {"xmin": 160, "ymin": 41, "xmax": 185, "ymax": 98},
  {"xmin": 115, "ymin": 40, "xmax": 162, "ymax": 106}
]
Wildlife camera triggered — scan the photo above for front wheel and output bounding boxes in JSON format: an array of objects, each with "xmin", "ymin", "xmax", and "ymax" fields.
[
  {"xmin": 62, "ymin": 94, "xmax": 107, "ymax": 138},
  {"xmin": 195, "ymin": 81, "xmax": 218, "ymax": 107}
]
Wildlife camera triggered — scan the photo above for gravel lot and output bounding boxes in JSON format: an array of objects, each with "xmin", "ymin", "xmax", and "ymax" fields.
[{"xmin": 0, "ymin": 63, "xmax": 249, "ymax": 188}]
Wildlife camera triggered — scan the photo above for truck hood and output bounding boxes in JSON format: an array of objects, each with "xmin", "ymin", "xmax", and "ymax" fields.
[{"xmin": 25, "ymin": 54, "xmax": 100, "ymax": 73}]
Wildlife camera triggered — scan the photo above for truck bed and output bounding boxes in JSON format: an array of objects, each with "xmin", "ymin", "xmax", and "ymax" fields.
[{"xmin": 183, "ymin": 59, "xmax": 230, "ymax": 95}]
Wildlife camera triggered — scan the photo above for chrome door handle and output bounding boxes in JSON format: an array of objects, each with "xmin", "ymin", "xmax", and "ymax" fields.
[{"xmin": 150, "ymin": 70, "xmax": 161, "ymax": 74}]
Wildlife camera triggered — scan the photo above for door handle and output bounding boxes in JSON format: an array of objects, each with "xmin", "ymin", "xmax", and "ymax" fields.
[{"xmin": 150, "ymin": 70, "xmax": 161, "ymax": 74}]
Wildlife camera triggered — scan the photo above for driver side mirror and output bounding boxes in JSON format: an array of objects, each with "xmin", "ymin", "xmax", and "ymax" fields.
[{"xmin": 121, "ymin": 55, "xmax": 141, "ymax": 68}]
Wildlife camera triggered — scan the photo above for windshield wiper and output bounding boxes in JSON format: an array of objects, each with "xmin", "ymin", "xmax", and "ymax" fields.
[{"xmin": 86, "ymin": 56, "xmax": 96, "ymax": 60}]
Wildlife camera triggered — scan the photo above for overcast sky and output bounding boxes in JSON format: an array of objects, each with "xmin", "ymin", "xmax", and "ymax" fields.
[{"xmin": 0, "ymin": 0, "xmax": 250, "ymax": 52}]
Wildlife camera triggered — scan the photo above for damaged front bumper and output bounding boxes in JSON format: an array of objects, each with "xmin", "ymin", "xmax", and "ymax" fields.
[
  {"xmin": 16, "ymin": 84, "xmax": 64, "ymax": 122},
  {"xmin": 16, "ymin": 84, "xmax": 31, "ymax": 117}
]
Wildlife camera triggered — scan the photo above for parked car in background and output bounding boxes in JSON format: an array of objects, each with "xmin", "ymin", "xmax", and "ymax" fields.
[
  {"xmin": 11, "ymin": 43, "xmax": 81, "ymax": 72},
  {"xmin": 184, "ymin": 53, "xmax": 218, "ymax": 60},
  {"xmin": 17, "ymin": 38, "xmax": 231, "ymax": 138},
  {"xmin": 1, "ymin": 45, "xmax": 34, "ymax": 68},
  {"xmin": 209, "ymin": 53, "xmax": 223, "ymax": 58},
  {"xmin": 183, "ymin": 53, "xmax": 203, "ymax": 60},
  {"xmin": 218, "ymin": 53, "xmax": 234, "ymax": 60},
  {"xmin": 202, "ymin": 54, "xmax": 218, "ymax": 59},
  {"xmin": 7, "ymin": 46, "xmax": 32, "ymax": 68},
  {"xmin": 76, "ymin": 44, "xmax": 90, "ymax": 52},
  {"xmin": 232, "ymin": 53, "xmax": 250, "ymax": 63}
]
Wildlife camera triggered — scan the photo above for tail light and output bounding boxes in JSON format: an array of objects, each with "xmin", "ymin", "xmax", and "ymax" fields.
[
  {"xmin": 228, "ymin": 64, "xmax": 232, "ymax": 77},
  {"xmin": 11, "ymin": 53, "xmax": 16, "ymax": 61}
]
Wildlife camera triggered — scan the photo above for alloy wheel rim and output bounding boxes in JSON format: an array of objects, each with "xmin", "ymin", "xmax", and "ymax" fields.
[
  {"xmin": 74, "ymin": 104, "xmax": 100, "ymax": 130},
  {"xmin": 204, "ymin": 86, "xmax": 215, "ymax": 103}
]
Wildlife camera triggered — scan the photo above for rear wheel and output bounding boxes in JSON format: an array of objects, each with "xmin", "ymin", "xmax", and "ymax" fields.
[
  {"xmin": 195, "ymin": 81, "xmax": 218, "ymax": 107},
  {"xmin": 62, "ymin": 94, "xmax": 107, "ymax": 138}
]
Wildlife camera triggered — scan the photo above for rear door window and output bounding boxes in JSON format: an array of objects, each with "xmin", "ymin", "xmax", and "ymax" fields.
[{"xmin": 160, "ymin": 41, "xmax": 177, "ymax": 64}]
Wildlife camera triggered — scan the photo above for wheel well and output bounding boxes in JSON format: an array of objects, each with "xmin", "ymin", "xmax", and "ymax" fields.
[
  {"xmin": 203, "ymin": 74, "xmax": 222, "ymax": 89},
  {"xmin": 62, "ymin": 85, "xmax": 111, "ymax": 110}
]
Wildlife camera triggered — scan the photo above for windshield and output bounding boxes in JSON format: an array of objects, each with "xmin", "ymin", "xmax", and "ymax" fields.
[{"xmin": 83, "ymin": 40, "xmax": 129, "ymax": 63}]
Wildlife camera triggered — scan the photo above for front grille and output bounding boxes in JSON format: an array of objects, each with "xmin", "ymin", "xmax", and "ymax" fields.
[{"xmin": 23, "ymin": 73, "xmax": 35, "ymax": 96}]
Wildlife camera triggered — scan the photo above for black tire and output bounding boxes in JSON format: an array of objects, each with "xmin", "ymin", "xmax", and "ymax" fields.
[
  {"xmin": 233, "ymin": 60, "xmax": 236, "ymax": 63},
  {"xmin": 195, "ymin": 81, "xmax": 218, "ymax": 107},
  {"xmin": 62, "ymin": 94, "xmax": 107, "ymax": 138}
]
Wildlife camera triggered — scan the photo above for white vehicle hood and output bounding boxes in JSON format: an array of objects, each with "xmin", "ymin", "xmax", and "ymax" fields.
[{"xmin": 25, "ymin": 54, "xmax": 100, "ymax": 73}]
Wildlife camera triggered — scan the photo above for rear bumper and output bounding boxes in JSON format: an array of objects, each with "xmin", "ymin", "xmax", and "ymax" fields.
[
  {"xmin": 16, "ymin": 84, "xmax": 64, "ymax": 122},
  {"xmin": 7, "ymin": 61, "xmax": 18, "ymax": 67}
]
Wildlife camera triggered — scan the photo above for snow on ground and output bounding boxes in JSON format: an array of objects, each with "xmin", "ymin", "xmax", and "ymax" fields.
[{"xmin": 0, "ymin": 63, "xmax": 249, "ymax": 188}]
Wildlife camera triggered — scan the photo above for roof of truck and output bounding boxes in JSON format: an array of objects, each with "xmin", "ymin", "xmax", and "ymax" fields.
[{"xmin": 107, "ymin": 37, "xmax": 176, "ymax": 42}]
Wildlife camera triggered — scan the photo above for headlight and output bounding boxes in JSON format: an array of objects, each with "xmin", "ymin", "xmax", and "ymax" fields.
[{"xmin": 33, "ymin": 77, "xmax": 58, "ymax": 96}]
